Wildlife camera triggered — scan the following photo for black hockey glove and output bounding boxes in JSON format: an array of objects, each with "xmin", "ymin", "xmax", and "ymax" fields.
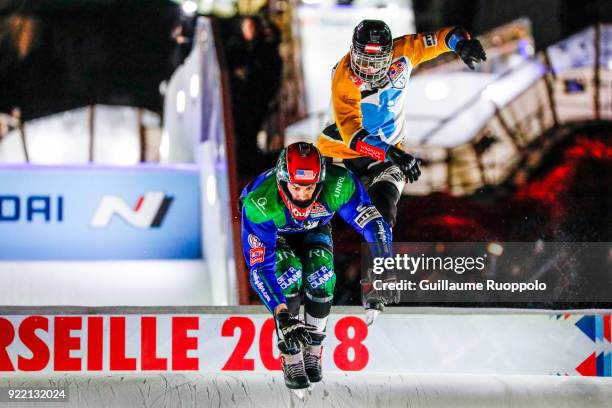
[
  {"xmin": 275, "ymin": 310, "xmax": 313, "ymax": 349},
  {"xmin": 455, "ymin": 39, "xmax": 487, "ymax": 70},
  {"xmin": 387, "ymin": 146, "xmax": 421, "ymax": 183}
]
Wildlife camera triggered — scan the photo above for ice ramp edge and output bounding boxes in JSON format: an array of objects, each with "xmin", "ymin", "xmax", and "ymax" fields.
[{"xmin": 1, "ymin": 372, "xmax": 611, "ymax": 408}]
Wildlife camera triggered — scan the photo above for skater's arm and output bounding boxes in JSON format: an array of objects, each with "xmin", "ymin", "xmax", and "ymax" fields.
[
  {"xmin": 241, "ymin": 211, "xmax": 286, "ymax": 313},
  {"xmin": 399, "ymin": 27, "xmax": 485, "ymax": 69},
  {"xmin": 337, "ymin": 173, "xmax": 393, "ymax": 258}
]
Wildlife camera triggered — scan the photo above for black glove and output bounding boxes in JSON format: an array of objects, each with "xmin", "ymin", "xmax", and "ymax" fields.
[
  {"xmin": 387, "ymin": 146, "xmax": 421, "ymax": 183},
  {"xmin": 455, "ymin": 39, "xmax": 487, "ymax": 70},
  {"xmin": 275, "ymin": 310, "xmax": 312, "ymax": 350}
]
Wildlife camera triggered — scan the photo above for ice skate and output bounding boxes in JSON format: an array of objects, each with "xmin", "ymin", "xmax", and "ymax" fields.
[
  {"xmin": 281, "ymin": 349, "xmax": 310, "ymax": 390},
  {"xmin": 303, "ymin": 343, "xmax": 323, "ymax": 383}
]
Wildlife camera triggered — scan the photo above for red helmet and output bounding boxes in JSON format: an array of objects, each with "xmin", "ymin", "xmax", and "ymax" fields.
[{"xmin": 276, "ymin": 142, "xmax": 326, "ymax": 220}]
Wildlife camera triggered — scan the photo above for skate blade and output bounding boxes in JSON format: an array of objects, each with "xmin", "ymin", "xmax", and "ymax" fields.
[{"xmin": 291, "ymin": 389, "xmax": 307, "ymax": 399}]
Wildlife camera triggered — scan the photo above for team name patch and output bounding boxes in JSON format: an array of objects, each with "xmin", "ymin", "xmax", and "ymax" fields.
[{"xmin": 423, "ymin": 33, "xmax": 437, "ymax": 48}]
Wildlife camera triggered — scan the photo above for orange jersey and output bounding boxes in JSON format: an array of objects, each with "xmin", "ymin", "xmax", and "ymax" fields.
[{"xmin": 317, "ymin": 28, "xmax": 455, "ymax": 160}]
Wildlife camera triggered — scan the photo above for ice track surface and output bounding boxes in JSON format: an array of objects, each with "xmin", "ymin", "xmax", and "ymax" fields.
[{"xmin": 2, "ymin": 372, "xmax": 611, "ymax": 408}]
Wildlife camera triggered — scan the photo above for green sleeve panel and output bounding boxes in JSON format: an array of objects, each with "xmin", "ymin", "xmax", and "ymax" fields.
[
  {"xmin": 243, "ymin": 173, "xmax": 287, "ymax": 228},
  {"xmin": 320, "ymin": 165, "xmax": 357, "ymax": 212}
]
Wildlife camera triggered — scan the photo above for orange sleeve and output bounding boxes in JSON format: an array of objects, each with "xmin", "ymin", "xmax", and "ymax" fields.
[
  {"xmin": 399, "ymin": 27, "xmax": 455, "ymax": 68},
  {"xmin": 331, "ymin": 55, "xmax": 365, "ymax": 145}
]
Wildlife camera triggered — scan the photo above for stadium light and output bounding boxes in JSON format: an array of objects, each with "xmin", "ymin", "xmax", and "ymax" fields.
[
  {"xmin": 487, "ymin": 242, "xmax": 504, "ymax": 256},
  {"xmin": 190, "ymin": 74, "xmax": 199, "ymax": 98},
  {"xmin": 181, "ymin": 0, "xmax": 198, "ymax": 15},
  {"xmin": 176, "ymin": 90, "xmax": 186, "ymax": 114},
  {"xmin": 207, "ymin": 174, "xmax": 217, "ymax": 205},
  {"xmin": 159, "ymin": 130, "xmax": 170, "ymax": 160}
]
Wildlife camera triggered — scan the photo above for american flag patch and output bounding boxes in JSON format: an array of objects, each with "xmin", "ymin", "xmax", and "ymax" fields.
[
  {"xmin": 364, "ymin": 44, "xmax": 382, "ymax": 53},
  {"xmin": 295, "ymin": 169, "xmax": 315, "ymax": 180}
]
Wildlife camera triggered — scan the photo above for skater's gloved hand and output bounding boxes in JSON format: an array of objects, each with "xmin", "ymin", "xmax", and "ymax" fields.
[
  {"xmin": 386, "ymin": 146, "xmax": 421, "ymax": 183},
  {"xmin": 455, "ymin": 39, "xmax": 487, "ymax": 70},
  {"xmin": 275, "ymin": 309, "xmax": 313, "ymax": 349}
]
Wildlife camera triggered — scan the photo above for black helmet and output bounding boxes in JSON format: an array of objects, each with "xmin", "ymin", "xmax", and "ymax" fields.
[{"xmin": 350, "ymin": 20, "xmax": 393, "ymax": 85}]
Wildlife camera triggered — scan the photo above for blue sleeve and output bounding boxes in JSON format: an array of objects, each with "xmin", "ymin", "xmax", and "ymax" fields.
[
  {"xmin": 241, "ymin": 210, "xmax": 284, "ymax": 313},
  {"xmin": 337, "ymin": 174, "xmax": 393, "ymax": 258}
]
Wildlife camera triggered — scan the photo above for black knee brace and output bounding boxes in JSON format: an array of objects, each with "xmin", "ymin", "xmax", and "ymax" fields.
[{"xmin": 367, "ymin": 181, "xmax": 400, "ymax": 227}]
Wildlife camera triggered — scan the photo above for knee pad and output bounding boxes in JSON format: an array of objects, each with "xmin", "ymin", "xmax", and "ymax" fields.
[
  {"xmin": 275, "ymin": 247, "xmax": 302, "ymax": 298},
  {"xmin": 368, "ymin": 180, "xmax": 401, "ymax": 227},
  {"xmin": 303, "ymin": 246, "xmax": 335, "ymax": 299},
  {"xmin": 302, "ymin": 245, "xmax": 335, "ymax": 332}
]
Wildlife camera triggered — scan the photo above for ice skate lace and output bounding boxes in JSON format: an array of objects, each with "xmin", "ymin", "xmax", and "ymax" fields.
[
  {"xmin": 303, "ymin": 352, "xmax": 320, "ymax": 370},
  {"xmin": 286, "ymin": 360, "xmax": 306, "ymax": 377}
]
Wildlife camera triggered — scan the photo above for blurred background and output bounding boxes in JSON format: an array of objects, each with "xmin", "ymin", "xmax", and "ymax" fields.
[{"xmin": 0, "ymin": 0, "xmax": 610, "ymax": 308}]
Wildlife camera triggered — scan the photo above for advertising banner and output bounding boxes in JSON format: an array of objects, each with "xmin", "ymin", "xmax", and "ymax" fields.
[
  {"xmin": 0, "ymin": 165, "xmax": 201, "ymax": 260},
  {"xmin": 1, "ymin": 311, "xmax": 610, "ymax": 376}
]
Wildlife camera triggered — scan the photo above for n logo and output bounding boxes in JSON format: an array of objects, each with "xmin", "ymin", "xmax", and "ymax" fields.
[{"xmin": 90, "ymin": 192, "xmax": 173, "ymax": 228}]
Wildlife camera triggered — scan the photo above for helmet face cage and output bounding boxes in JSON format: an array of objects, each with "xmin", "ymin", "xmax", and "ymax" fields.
[
  {"xmin": 276, "ymin": 143, "xmax": 326, "ymax": 220},
  {"xmin": 350, "ymin": 20, "xmax": 393, "ymax": 85},
  {"xmin": 350, "ymin": 45, "xmax": 393, "ymax": 85}
]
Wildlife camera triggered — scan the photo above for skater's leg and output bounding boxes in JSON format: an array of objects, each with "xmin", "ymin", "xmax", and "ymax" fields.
[
  {"xmin": 302, "ymin": 224, "xmax": 335, "ymax": 333},
  {"xmin": 274, "ymin": 236, "xmax": 310, "ymax": 389},
  {"xmin": 275, "ymin": 236, "xmax": 303, "ymax": 316},
  {"xmin": 301, "ymin": 225, "xmax": 334, "ymax": 383},
  {"xmin": 367, "ymin": 163, "xmax": 405, "ymax": 228}
]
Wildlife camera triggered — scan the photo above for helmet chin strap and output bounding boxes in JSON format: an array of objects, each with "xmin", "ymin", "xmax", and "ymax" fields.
[{"xmin": 278, "ymin": 180, "xmax": 323, "ymax": 221}]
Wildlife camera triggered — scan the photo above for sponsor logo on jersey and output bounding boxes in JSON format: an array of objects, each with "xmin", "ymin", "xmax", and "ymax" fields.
[
  {"xmin": 374, "ymin": 219, "xmax": 390, "ymax": 243},
  {"xmin": 278, "ymin": 219, "xmax": 320, "ymax": 233},
  {"xmin": 248, "ymin": 234, "xmax": 263, "ymax": 248},
  {"xmin": 387, "ymin": 58, "xmax": 408, "ymax": 89},
  {"xmin": 310, "ymin": 202, "xmax": 331, "ymax": 218},
  {"xmin": 355, "ymin": 205, "xmax": 382, "ymax": 228},
  {"xmin": 356, "ymin": 141, "xmax": 385, "ymax": 161},
  {"xmin": 333, "ymin": 176, "xmax": 346, "ymax": 198},
  {"xmin": 388, "ymin": 60, "xmax": 406, "ymax": 81},
  {"xmin": 307, "ymin": 266, "xmax": 334, "ymax": 289},
  {"xmin": 90, "ymin": 192, "xmax": 173, "ymax": 229},
  {"xmin": 278, "ymin": 266, "xmax": 302, "ymax": 290},
  {"xmin": 423, "ymin": 33, "xmax": 437, "ymax": 48},
  {"xmin": 248, "ymin": 234, "xmax": 265, "ymax": 265},
  {"xmin": 250, "ymin": 196, "xmax": 268, "ymax": 216},
  {"xmin": 251, "ymin": 270, "xmax": 271, "ymax": 302}
]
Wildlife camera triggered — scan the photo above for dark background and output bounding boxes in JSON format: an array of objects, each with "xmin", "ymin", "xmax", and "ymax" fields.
[{"xmin": 1, "ymin": 0, "xmax": 610, "ymax": 119}]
